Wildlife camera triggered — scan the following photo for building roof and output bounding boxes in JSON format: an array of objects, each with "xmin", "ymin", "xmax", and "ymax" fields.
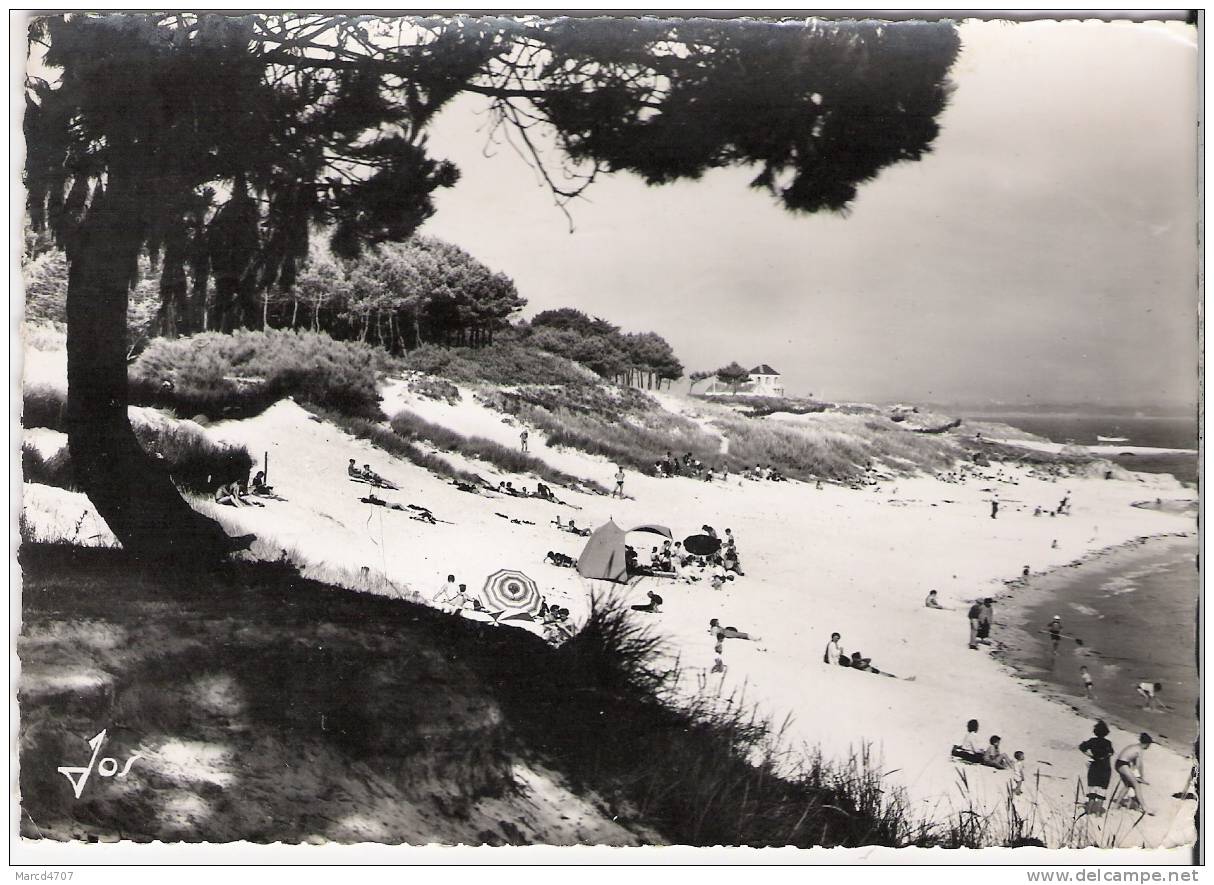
[{"xmin": 749, "ymin": 364, "xmax": 780, "ymax": 376}]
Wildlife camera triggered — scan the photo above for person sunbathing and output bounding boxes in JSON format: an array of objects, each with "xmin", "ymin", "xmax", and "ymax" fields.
[
  {"xmin": 347, "ymin": 458, "xmax": 364, "ymax": 479},
  {"xmin": 214, "ymin": 480, "xmax": 250, "ymax": 507},
  {"xmin": 709, "ymin": 618, "xmax": 760, "ymax": 653},
  {"xmin": 630, "ymin": 591, "xmax": 663, "ymax": 613},
  {"xmin": 544, "ymin": 551, "xmax": 576, "ymax": 568},
  {"xmin": 848, "ymin": 651, "xmax": 902, "ymax": 679},
  {"xmin": 982, "ymin": 735, "xmax": 1015, "ymax": 770}
]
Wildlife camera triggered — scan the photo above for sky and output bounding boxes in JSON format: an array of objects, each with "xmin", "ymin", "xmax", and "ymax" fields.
[{"xmin": 420, "ymin": 18, "xmax": 1199, "ymax": 410}]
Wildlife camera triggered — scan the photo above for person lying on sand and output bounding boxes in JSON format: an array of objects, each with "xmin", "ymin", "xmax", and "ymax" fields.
[
  {"xmin": 951, "ymin": 719, "xmax": 985, "ymax": 763},
  {"xmin": 451, "ymin": 479, "xmax": 480, "ymax": 494},
  {"xmin": 630, "ymin": 591, "xmax": 663, "ymax": 613},
  {"xmin": 360, "ymin": 494, "xmax": 406, "ymax": 512},
  {"xmin": 709, "ymin": 619, "xmax": 761, "ymax": 653},
  {"xmin": 982, "ymin": 735, "xmax": 1015, "ymax": 770},
  {"xmin": 848, "ymin": 651, "xmax": 911, "ymax": 680},
  {"xmin": 1115, "ymin": 734, "xmax": 1155, "ymax": 814},
  {"xmin": 544, "ymin": 551, "xmax": 577, "ymax": 569}
]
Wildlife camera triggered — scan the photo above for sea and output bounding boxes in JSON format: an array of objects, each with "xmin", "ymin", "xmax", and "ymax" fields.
[
  {"xmin": 964, "ymin": 411, "xmax": 1200, "ymax": 752},
  {"xmin": 960, "ymin": 411, "xmax": 1199, "ymax": 483}
]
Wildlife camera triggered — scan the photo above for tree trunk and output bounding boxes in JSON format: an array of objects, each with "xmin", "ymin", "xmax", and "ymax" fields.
[{"xmin": 65, "ymin": 181, "xmax": 238, "ymax": 562}]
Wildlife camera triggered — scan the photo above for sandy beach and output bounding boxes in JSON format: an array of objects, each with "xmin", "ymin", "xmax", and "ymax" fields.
[{"xmin": 19, "ymin": 367, "xmax": 1199, "ymax": 851}]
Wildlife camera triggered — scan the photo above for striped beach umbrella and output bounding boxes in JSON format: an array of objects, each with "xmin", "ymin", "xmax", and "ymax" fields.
[{"xmin": 481, "ymin": 569, "xmax": 543, "ymax": 615}]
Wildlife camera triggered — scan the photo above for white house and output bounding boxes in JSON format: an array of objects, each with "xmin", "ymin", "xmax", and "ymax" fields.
[{"xmin": 702, "ymin": 364, "xmax": 785, "ymax": 397}]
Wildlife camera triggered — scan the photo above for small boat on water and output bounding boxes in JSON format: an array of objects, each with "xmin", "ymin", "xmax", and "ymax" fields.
[{"xmin": 1096, "ymin": 435, "xmax": 1130, "ymax": 443}]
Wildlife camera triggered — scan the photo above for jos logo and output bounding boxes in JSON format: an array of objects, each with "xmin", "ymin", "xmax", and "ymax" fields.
[{"xmin": 57, "ymin": 729, "xmax": 141, "ymax": 799}]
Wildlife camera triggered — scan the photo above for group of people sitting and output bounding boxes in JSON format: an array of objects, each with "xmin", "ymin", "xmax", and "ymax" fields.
[
  {"xmin": 951, "ymin": 719, "xmax": 1026, "ymax": 788},
  {"xmin": 823, "ymin": 631, "xmax": 908, "ymax": 679},
  {"xmin": 745, "ymin": 464, "xmax": 787, "ymax": 482},
  {"xmin": 214, "ymin": 469, "xmax": 277, "ymax": 508},
  {"xmin": 653, "ymin": 451, "xmax": 719, "ymax": 480},
  {"xmin": 497, "ymin": 480, "xmax": 566, "ymax": 504},
  {"xmin": 347, "ymin": 459, "xmax": 397, "ymax": 490}
]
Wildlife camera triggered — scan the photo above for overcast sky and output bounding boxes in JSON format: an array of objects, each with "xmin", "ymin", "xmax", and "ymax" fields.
[{"xmin": 421, "ymin": 18, "xmax": 1199, "ymax": 410}]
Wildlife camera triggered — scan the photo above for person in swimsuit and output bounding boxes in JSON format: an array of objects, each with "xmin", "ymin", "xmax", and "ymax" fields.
[
  {"xmin": 1047, "ymin": 616, "xmax": 1063, "ymax": 656},
  {"xmin": 612, "ymin": 466, "xmax": 625, "ymax": 499},
  {"xmin": 1115, "ymin": 734, "xmax": 1154, "ymax": 814},
  {"xmin": 1080, "ymin": 665, "xmax": 1095, "ymax": 698},
  {"xmin": 983, "ymin": 735, "xmax": 1014, "ymax": 770},
  {"xmin": 1136, "ymin": 681, "xmax": 1164, "ymax": 711},
  {"xmin": 710, "ymin": 619, "xmax": 759, "ymax": 654},
  {"xmin": 1079, "ymin": 719, "xmax": 1115, "ymax": 810},
  {"xmin": 925, "ymin": 590, "xmax": 944, "ymax": 609}
]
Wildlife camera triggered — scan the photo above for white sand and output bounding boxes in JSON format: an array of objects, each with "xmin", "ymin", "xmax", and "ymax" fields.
[{"xmin": 20, "ymin": 371, "xmax": 1199, "ymax": 849}]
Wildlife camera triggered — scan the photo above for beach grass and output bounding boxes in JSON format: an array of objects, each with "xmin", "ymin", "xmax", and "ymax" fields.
[{"xmin": 389, "ymin": 408, "xmax": 609, "ymax": 494}]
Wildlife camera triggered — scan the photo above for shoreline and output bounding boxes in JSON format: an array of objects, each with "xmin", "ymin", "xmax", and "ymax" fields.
[{"xmin": 989, "ymin": 530, "xmax": 1199, "ymax": 755}]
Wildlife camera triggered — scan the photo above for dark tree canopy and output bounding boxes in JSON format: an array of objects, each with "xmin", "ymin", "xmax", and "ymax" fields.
[{"xmin": 23, "ymin": 12, "xmax": 960, "ymax": 560}]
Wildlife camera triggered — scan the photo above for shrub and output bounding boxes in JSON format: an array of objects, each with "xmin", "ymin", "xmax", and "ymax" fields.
[
  {"xmin": 21, "ymin": 420, "xmax": 251, "ymax": 494},
  {"xmin": 407, "ymin": 375, "xmax": 462, "ymax": 404},
  {"xmin": 696, "ymin": 393, "xmax": 830, "ymax": 418},
  {"xmin": 130, "ymin": 329, "xmax": 391, "ymax": 420},
  {"xmin": 400, "ymin": 341, "xmax": 597, "ymax": 386},
  {"xmin": 390, "ymin": 409, "xmax": 608, "ymax": 493},
  {"xmin": 132, "ymin": 423, "xmax": 252, "ymax": 492},
  {"xmin": 22, "ymin": 385, "xmax": 67, "ymax": 431},
  {"xmin": 21, "ymin": 443, "xmax": 75, "ymax": 490}
]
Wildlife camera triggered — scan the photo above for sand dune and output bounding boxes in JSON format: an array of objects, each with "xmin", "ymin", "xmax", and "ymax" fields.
[{"xmin": 20, "ymin": 380, "xmax": 1198, "ymax": 850}]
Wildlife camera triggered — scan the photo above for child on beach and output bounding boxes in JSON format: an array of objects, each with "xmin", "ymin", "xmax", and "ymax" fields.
[
  {"xmin": 1012, "ymin": 751, "xmax": 1026, "ymax": 794},
  {"xmin": 1047, "ymin": 616, "xmax": 1063, "ymax": 656},
  {"xmin": 925, "ymin": 590, "xmax": 944, "ymax": 609},
  {"xmin": 983, "ymin": 735, "xmax": 1014, "ymax": 770},
  {"xmin": 612, "ymin": 466, "xmax": 626, "ymax": 498},
  {"xmin": 1136, "ymin": 681, "xmax": 1164, "ymax": 711},
  {"xmin": 1080, "ymin": 665, "xmax": 1095, "ymax": 698}
]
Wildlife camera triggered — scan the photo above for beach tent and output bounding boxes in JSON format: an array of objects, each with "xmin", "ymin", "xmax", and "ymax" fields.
[
  {"xmin": 628, "ymin": 524, "xmax": 673, "ymax": 539},
  {"xmin": 577, "ymin": 521, "xmax": 630, "ymax": 583},
  {"xmin": 578, "ymin": 521, "xmax": 675, "ymax": 583}
]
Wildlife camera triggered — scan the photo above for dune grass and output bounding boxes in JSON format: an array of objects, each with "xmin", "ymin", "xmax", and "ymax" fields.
[
  {"xmin": 306, "ymin": 406, "xmax": 485, "ymax": 487},
  {"xmin": 481, "ymin": 387, "xmax": 725, "ymax": 475},
  {"xmin": 18, "ymin": 544, "xmax": 979, "ymax": 847},
  {"xmin": 389, "ymin": 409, "xmax": 609, "ymax": 494}
]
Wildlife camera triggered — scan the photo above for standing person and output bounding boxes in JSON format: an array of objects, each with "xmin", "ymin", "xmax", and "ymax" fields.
[
  {"xmin": 977, "ymin": 598, "xmax": 994, "ymax": 643},
  {"xmin": 967, "ymin": 600, "xmax": 982, "ymax": 650},
  {"xmin": 1079, "ymin": 720, "xmax": 1115, "ymax": 813},
  {"xmin": 1047, "ymin": 615, "xmax": 1064, "ymax": 657},
  {"xmin": 1114, "ymin": 734, "xmax": 1155, "ymax": 814},
  {"xmin": 612, "ymin": 465, "xmax": 626, "ymax": 499},
  {"xmin": 520, "ymin": 429, "xmax": 529, "ymax": 453},
  {"xmin": 1136, "ymin": 681, "xmax": 1164, "ymax": 711},
  {"xmin": 1059, "ymin": 492, "xmax": 1071, "ymax": 515},
  {"xmin": 1080, "ymin": 665, "xmax": 1095, "ymax": 698},
  {"xmin": 990, "ymin": 493, "xmax": 999, "ymax": 519},
  {"xmin": 1011, "ymin": 751, "xmax": 1027, "ymax": 795}
]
